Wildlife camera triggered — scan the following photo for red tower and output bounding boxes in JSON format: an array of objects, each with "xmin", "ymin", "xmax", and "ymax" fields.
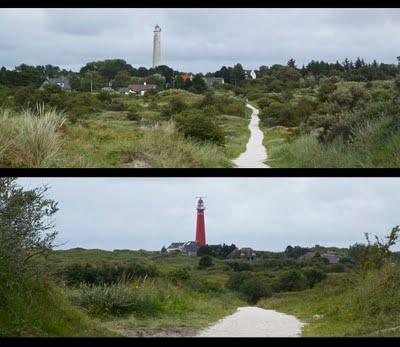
[{"xmin": 195, "ymin": 197, "xmax": 206, "ymax": 246}]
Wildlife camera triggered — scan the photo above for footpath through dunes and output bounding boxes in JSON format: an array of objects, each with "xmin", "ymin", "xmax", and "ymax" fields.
[
  {"xmin": 233, "ymin": 104, "xmax": 269, "ymax": 168},
  {"xmin": 196, "ymin": 307, "xmax": 303, "ymax": 337}
]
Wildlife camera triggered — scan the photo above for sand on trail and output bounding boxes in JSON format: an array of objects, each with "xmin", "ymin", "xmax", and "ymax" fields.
[
  {"xmin": 232, "ymin": 104, "xmax": 269, "ymax": 168},
  {"xmin": 196, "ymin": 307, "xmax": 303, "ymax": 337}
]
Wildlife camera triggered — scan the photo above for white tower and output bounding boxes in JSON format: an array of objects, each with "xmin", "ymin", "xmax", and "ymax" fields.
[{"xmin": 153, "ymin": 25, "xmax": 162, "ymax": 68}]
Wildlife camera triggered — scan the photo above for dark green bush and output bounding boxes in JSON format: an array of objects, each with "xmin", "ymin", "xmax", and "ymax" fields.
[
  {"xmin": 303, "ymin": 268, "xmax": 327, "ymax": 288},
  {"xmin": 239, "ymin": 276, "xmax": 273, "ymax": 304},
  {"xmin": 276, "ymin": 269, "xmax": 308, "ymax": 292},
  {"xmin": 198, "ymin": 255, "xmax": 214, "ymax": 268},
  {"xmin": 173, "ymin": 110, "xmax": 225, "ymax": 144}
]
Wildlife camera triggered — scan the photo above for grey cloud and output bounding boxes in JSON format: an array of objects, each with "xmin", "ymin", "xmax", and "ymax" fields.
[
  {"xmin": 1, "ymin": 9, "xmax": 400, "ymax": 72},
  {"xmin": 16, "ymin": 178, "xmax": 400, "ymax": 252}
]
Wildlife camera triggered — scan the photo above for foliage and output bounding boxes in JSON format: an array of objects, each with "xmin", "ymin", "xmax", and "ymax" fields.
[
  {"xmin": 198, "ymin": 255, "xmax": 214, "ymax": 268},
  {"xmin": 0, "ymin": 178, "xmax": 58, "ymax": 274},
  {"xmin": 173, "ymin": 110, "xmax": 225, "ymax": 145}
]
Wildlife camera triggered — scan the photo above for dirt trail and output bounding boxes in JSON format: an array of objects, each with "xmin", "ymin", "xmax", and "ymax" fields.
[
  {"xmin": 196, "ymin": 307, "xmax": 303, "ymax": 337},
  {"xmin": 232, "ymin": 104, "xmax": 269, "ymax": 168}
]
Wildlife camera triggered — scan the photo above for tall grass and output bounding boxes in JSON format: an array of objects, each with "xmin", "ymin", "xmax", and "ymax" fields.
[
  {"xmin": 266, "ymin": 116, "xmax": 400, "ymax": 168},
  {"xmin": 0, "ymin": 106, "xmax": 65, "ymax": 167},
  {"xmin": 0, "ymin": 259, "xmax": 109, "ymax": 337},
  {"xmin": 258, "ymin": 262, "xmax": 400, "ymax": 336},
  {"xmin": 68, "ymin": 279, "xmax": 165, "ymax": 318},
  {"xmin": 128, "ymin": 122, "xmax": 232, "ymax": 168}
]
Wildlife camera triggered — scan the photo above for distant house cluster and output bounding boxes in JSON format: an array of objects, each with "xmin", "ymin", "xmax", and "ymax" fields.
[
  {"xmin": 39, "ymin": 76, "xmax": 157, "ymax": 97},
  {"xmin": 119, "ymin": 82, "xmax": 157, "ymax": 96},
  {"xmin": 166, "ymin": 241, "xmax": 200, "ymax": 256},
  {"xmin": 301, "ymin": 251, "xmax": 341, "ymax": 264},
  {"xmin": 227, "ymin": 247, "xmax": 257, "ymax": 260}
]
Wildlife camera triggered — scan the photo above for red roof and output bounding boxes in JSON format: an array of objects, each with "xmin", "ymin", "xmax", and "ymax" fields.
[
  {"xmin": 129, "ymin": 84, "xmax": 157, "ymax": 92},
  {"xmin": 181, "ymin": 74, "xmax": 192, "ymax": 82}
]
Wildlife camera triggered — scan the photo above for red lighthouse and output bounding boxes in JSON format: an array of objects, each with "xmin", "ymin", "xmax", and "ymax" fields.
[{"xmin": 195, "ymin": 197, "xmax": 206, "ymax": 246}]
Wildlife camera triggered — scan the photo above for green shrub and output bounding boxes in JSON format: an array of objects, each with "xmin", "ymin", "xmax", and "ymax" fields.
[
  {"xmin": 239, "ymin": 277, "xmax": 273, "ymax": 304},
  {"xmin": 69, "ymin": 281, "xmax": 164, "ymax": 318},
  {"xmin": 198, "ymin": 255, "xmax": 214, "ymax": 268},
  {"xmin": 59, "ymin": 263, "xmax": 159, "ymax": 286},
  {"xmin": 276, "ymin": 270, "xmax": 308, "ymax": 292},
  {"xmin": 167, "ymin": 268, "xmax": 190, "ymax": 283},
  {"xmin": 173, "ymin": 110, "xmax": 225, "ymax": 145},
  {"xmin": 107, "ymin": 102, "xmax": 127, "ymax": 111},
  {"xmin": 303, "ymin": 268, "xmax": 327, "ymax": 288}
]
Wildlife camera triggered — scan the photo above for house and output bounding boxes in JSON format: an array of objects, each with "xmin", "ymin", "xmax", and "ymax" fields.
[
  {"xmin": 127, "ymin": 82, "xmax": 157, "ymax": 96},
  {"xmin": 181, "ymin": 73, "xmax": 193, "ymax": 82},
  {"xmin": 166, "ymin": 241, "xmax": 200, "ymax": 256},
  {"xmin": 203, "ymin": 77, "xmax": 224, "ymax": 87},
  {"xmin": 183, "ymin": 241, "xmax": 200, "ymax": 256},
  {"xmin": 321, "ymin": 251, "xmax": 341, "ymax": 264},
  {"xmin": 227, "ymin": 247, "xmax": 257, "ymax": 260},
  {"xmin": 167, "ymin": 242, "xmax": 185, "ymax": 253},
  {"xmin": 244, "ymin": 70, "xmax": 257, "ymax": 80},
  {"xmin": 40, "ymin": 76, "xmax": 71, "ymax": 91},
  {"xmin": 300, "ymin": 251, "xmax": 341, "ymax": 264},
  {"xmin": 300, "ymin": 251, "xmax": 317, "ymax": 260}
]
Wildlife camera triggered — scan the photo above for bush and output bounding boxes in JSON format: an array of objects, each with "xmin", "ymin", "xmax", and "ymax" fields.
[
  {"xmin": 107, "ymin": 102, "xmax": 127, "ymax": 111},
  {"xmin": 173, "ymin": 110, "xmax": 225, "ymax": 145},
  {"xmin": 303, "ymin": 268, "xmax": 327, "ymax": 288},
  {"xmin": 239, "ymin": 277, "xmax": 273, "ymax": 304},
  {"xmin": 198, "ymin": 255, "xmax": 214, "ymax": 268},
  {"xmin": 69, "ymin": 281, "xmax": 164, "ymax": 318},
  {"xmin": 167, "ymin": 268, "xmax": 190, "ymax": 283},
  {"xmin": 276, "ymin": 270, "xmax": 308, "ymax": 292},
  {"xmin": 127, "ymin": 110, "xmax": 140, "ymax": 121},
  {"xmin": 59, "ymin": 263, "xmax": 159, "ymax": 286}
]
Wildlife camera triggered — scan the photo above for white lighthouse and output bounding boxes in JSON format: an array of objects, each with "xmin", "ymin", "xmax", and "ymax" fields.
[{"xmin": 153, "ymin": 25, "xmax": 162, "ymax": 68}]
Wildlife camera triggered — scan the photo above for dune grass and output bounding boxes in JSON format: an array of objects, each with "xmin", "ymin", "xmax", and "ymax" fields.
[
  {"xmin": 258, "ymin": 263, "xmax": 400, "ymax": 336},
  {"xmin": 0, "ymin": 106, "xmax": 65, "ymax": 167},
  {"xmin": 262, "ymin": 116, "xmax": 400, "ymax": 168},
  {"xmin": 0, "ymin": 259, "xmax": 111, "ymax": 337}
]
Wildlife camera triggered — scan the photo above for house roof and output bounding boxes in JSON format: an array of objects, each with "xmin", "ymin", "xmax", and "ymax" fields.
[
  {"xmin": 321, "ymin": 252, "xmax": 341, "ymax": 264},
  {"xmin": 184, "ymin": 241, "xmax": 200, "ymax": 253},
  {"xmin": 181, "ymin": 74, "xmax": 193, "ymax": 82},
  {"xmin": 301, "ymin": 251, "xmax": 317, "ymax": 260},
  {"xmin": 167, "ymin": 242, "xmax": 185, "ymax": 249},
  {"xmin": 129, "ymin": 84, "xmax": 157, "ymax": 92},
  {"xmin": 45, "ymin": 76, "xmax": 71, "ymax": 90}
]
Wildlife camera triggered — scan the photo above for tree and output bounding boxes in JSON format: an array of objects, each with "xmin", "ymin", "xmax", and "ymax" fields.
[
  {"xmin": 198, "ymin": 255, "xmax": 213, "ymax": 268},
  {"xmin": 0, "ymin": 178, "xmax": 59, "ymax": 274},
  {"xmin": 231, "ymin": 63, "xmax": 246, "ymax": 85},
  {"xmin": 191, "ymin": 74, "xmax": 207, "ymax": 93},
  {"xmin": 287, "ymin": 58, "xmax": 297, "ymax": 69},
  {"xmin": 161, "ymin": 246, "xmax": 167, "ymax": 253},
  {"xmin": 112, "ymin": 70, "xmax": 131, "ymax": 88}
]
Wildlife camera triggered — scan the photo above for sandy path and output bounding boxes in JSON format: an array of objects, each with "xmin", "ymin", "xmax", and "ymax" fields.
[
  {"xmin": 196, "ymin": 307, "xmax": 303, "ymax": 337},
  {"xmin": 232, "ymin": 104, "xmax": 269, "ymax": 168}
]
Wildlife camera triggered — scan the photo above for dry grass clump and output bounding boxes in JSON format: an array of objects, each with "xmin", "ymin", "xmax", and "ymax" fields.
[{"xmin": 0, "ymin": 105, "xmax": 65, "ymax": 167}]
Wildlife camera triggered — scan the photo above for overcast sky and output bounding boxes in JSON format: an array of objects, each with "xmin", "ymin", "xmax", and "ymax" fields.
[
  {"xmin": 17, "ymin": 177, "xmax": 400, "ymax": 252},
  {"xmin": 1, "ymin": 8, "xmax": 400, "ymax": 73}
]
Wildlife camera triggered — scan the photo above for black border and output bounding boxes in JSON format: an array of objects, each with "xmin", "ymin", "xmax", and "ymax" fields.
[
  {"xmin": 1, "ymin": 168, "xmax": 400, "ymax": 177},
  {"xmin": 1, "ymin": 1, "xmax": 400, "ymax": 8}
]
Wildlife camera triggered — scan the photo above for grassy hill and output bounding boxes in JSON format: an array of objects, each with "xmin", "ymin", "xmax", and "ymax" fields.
[{"xmin": 258, "ymin": 262, "xmax": 400, "ymax": 336}]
